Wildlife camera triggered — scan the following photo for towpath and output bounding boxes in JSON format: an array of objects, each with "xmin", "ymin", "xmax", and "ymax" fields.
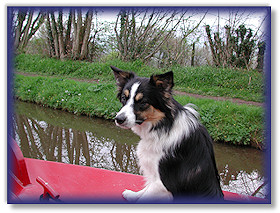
[{"xmin": 16, "ymin": 72, "xmax": 263, "ymax": 107}]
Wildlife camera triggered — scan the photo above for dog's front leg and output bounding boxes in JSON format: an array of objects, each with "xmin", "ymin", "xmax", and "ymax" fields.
[
  {"xmin": 122, "ymin": 186, "xmax": 148, "ymax": 202},
  {"xmin": 123, "ymin": 181, "xmax": 173, "ymax": 203},
  {"xmin": 136, "ymin": 181, "xmax": 173, "ymax": 203}
]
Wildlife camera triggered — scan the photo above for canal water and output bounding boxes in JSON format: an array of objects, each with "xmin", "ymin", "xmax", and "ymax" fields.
[{"xmin": 11, "ymin": 100, "xmax": 268, "ymax": 198}]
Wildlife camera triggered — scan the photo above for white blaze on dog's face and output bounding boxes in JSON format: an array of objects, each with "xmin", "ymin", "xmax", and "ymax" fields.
[{"xmin": 115, "ymin": 82, "xmax": 141, "ymax": 129}]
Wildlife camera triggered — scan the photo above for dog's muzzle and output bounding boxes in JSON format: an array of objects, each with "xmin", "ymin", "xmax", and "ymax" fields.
[
  {"xmin": 115, "ymin": 113, "xmax": 126, "ymax": 125},
  {"xmin": 115, "ymin": 113, "xmax": 145, "ymax": 128}
]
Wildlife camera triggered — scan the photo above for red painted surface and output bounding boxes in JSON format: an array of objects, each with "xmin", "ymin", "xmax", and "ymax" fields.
[{"xmin": 8, "ymin": 138, "xmax": 268, "ymax": 203}]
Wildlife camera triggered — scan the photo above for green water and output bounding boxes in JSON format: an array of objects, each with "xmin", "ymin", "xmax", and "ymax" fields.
[{"xmin": 12, "ymin": 100, "xmax": 267, "ymax": 198}]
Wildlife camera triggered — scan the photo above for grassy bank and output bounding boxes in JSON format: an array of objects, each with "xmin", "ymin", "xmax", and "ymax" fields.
[
  {"xmin": 14, "ymin": 74, "xmax": 120, "ymax": 119},
  {"xmin": 15, "ymin": 54, "xmax": 264, "ymax": 102},
  {"xmin": 14, "ymin": 74, "xmax": 264, "ymax": 149}
]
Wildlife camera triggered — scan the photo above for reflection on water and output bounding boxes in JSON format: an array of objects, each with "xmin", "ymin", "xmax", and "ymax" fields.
[{"xmin": 12, "ymin": 100, "xmax": 268, "ymax": 198}]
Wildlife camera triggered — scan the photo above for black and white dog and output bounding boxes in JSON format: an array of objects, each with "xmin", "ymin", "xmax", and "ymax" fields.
[{"xmin": 111, "ymin": 66, "xmax": 224, "ymax": 202}]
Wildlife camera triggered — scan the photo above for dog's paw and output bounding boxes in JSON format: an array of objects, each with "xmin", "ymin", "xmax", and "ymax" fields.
[{"xmin": 122, "ymin": 189, "xmax": 139, "ymax": 202}]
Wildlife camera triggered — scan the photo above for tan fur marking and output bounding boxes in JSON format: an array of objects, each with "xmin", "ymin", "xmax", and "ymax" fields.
[
  {"xmin": 163, "ymin": 92, "xmax": 171, "ymax": 99},
  {"xmin": 153, "ymin": 77, "xmax": 171, "ymax": 91},
  {"xmin": 140, "ymin": 106, "xmax": 165, "ymax": 125},
  {"xmin": 155, "ymin": 80, "xmax": 164, "ymax": 87},
  {"xmin": 124, "ymin": 89, "xmax": 129, "ymax": 97},
  {"xmin": 120, "ymin": 72, "xmax": 131, "ymax": 79},
  {"xmin": 135, "ymin": 93, "xmax": 143, "ymax": 101}
]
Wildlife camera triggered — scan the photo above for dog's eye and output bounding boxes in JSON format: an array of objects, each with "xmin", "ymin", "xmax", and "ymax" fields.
[
  {"xmin": 121, "ymin": 94, "xmax": 127, "ymax": 104},
  {"xmin": 139, "ymin": 101, "xmax": 149, "ymax": 110}
]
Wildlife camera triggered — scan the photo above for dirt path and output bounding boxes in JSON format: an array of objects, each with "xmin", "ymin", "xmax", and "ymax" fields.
[
  {"xmin": 173, "ymin": 91, "xmax": 263, "ymax": 107},
  {"xmin": 16, "ymin": 72, "xmax": 263, "ymax": 107}
]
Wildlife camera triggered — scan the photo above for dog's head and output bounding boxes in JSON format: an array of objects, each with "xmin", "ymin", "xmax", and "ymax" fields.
[{"xmin": 111, "ymin": 66, "xmax": 174, "ymax": 129}]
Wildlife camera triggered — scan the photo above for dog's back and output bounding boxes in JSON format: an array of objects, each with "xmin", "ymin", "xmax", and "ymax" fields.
[{"xmin": 158, "ymin": 115, "xmax": 224, "ymax": 200}]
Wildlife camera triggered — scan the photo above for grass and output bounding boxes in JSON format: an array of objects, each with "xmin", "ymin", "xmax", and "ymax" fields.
[
  {"xmin": 175, "ymin": 96, "xmax": 264, "ymax": 148},
  {"xmin": 14, "ymin": 74, "xmax": 264, "ymax": 149},
  {"xmin": 172, "ymin": 66, "xmax": 264, "ymax": 103},
  {"xmin": 14, "ymin": 74, "xmax": 121, "ymax": 119},
  {"xmin": 15, "ymin": 54, "xmax": 264, "ymax": 102}
]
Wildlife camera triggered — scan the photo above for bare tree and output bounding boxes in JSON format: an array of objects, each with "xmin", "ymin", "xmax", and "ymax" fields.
[
  {"xmin": 58, "ymin": 10, "xmax": 66, "ymax": 59},
  {"xmin": 72, "ymin": 9, "xmax": 82, "ymax": 60},
  {"xmin": 50, "ymin": 11, "xmax": 60, "ymax": 58},
  {"xmin": 13, "ymin": 8, "xmax": 46, "ymax": 53},
  {"xmin": 157, "ymin": 12, "xmax": 207, "ymax": 67},
  {"xmin": 114, "ymin": 8, "xmax": 207, "ymax": 66},
  {"xmin": 45, "ymin": 9, "xmax": 94, "ymax": 60},
  {"xmin": 114, "ymin": 8, "xmax": 188, "ymax": 62},
  {"xmin": 80, "ymin": 10, "xmax": 94, "ymax": 60},
  {"xmin": 205, "ymin": 24, "xmax": 256, "ymax": 69},
  {"xmin": 205, "ymin": 9, "xmax": 268, "ymax": 69}
]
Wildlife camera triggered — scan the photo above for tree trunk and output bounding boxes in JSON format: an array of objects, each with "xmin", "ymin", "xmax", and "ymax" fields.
[
  {"xmin": 65, "ymin": 10, "xmax": 73, "ymax": 57},
  {"xmin": 58, "ymin": 10, "xmax": 66, "ymax": 60},
  {"xmin": 80, "ymin": 10, "xmax": 93, "ymax": 60},
  {"xmin": 72, "ymin": 9, "xmax": 82, "ymax": 60},
  {"xmin": 14, "ymin": 10, "xmax": 26, "ymax": 50},
  {"xmin": 50, "ymin": 12, "xmax": 60, "ymax": 58},
  {"xmin": 257, "ymin": 41, "xmax": 266, "ymax": 71},
  {"xmin": 45, "ymin": 14, "xmax": 55, "ymax": 57},
  {"xmin": 19, "ymin": 10, "xmax": 33, "ymax": 51},
  {"xmin": 27, "ymin": 12, "xmax": 45, "ymax": 42},
  {"xmin": 191, "ymin": 42, "xmax": 195, "ymax": 66},
  {"xmin": 205, "ymin": 25, "xmax": 219, "ymax": 66}
]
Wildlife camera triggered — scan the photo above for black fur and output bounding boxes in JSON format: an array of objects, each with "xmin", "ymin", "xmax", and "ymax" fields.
[{"xmin": 159, "ymin": 123, "xmax": 224, "ymax": 200}]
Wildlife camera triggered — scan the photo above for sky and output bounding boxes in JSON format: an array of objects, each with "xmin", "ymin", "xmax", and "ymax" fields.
[
  {"xmin": 92, "ymin": 6, "xmax": 270, "ymax": 47},
  {"xmin": 98, "ymin": 7, "xmax": 268, "ymax": 33}
]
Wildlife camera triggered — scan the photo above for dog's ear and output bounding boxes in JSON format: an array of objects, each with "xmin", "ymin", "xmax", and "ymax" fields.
[
  {"xmin": 111, "ymin": 66, "xmax": 135, "ymax": 88},
  {"xmin": 149, "ymin": 71, "xmax": 174, "ymax": 93}
]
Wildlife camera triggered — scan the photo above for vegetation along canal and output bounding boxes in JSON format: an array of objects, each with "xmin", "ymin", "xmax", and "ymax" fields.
[{"xmin": 12, "ymin": 100, "xmax": 268, "ymax": 199}]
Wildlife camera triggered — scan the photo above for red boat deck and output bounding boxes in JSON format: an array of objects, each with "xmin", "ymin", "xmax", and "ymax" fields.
[
  {"xmin": 13, "ymin": 158, "xmax": 145, "ymax": 202},
  {"xmin": 8, "ymin": 138, "xmax": 268, "ymax": 204}
]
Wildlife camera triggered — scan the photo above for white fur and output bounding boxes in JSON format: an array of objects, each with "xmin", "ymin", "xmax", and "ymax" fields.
[
  {"xmin": 115, "ymin": 82, "xmax": 140, "ymax": 129},
  {"xmin": 123, "ymin": 181, "xmax": 173, "ymax": 202},
  {"xmin": 122, "ymin": 107, "xmax": 199, "ymax": 202}
]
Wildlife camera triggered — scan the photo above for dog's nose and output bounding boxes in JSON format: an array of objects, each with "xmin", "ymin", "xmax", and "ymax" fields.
[{"xmin": 115, "ymin": 114, "xmax": 126, "ymax": 125}]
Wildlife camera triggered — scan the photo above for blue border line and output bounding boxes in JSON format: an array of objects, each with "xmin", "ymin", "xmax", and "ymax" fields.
[
  {"xmin": 264, "ymin": 6, "xmax": 272, "ymax": 204},
  {"xmin": 7, "ymin": 6, "xmax": 272, "ymax": 204},
  {"xmin": 7, "ymin": 6, "xmax": 14, "ymax": 204}
]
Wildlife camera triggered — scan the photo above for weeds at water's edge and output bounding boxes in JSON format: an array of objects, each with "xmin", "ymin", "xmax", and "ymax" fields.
[{"xmin": 14, "ymin": 74, "xmax": 264, "ymax": 149}]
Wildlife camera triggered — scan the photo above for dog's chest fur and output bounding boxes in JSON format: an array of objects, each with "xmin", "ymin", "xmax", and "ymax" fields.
[{"xmin": 132, "ymin": 111, "xmax": 197, "ymax": 184}]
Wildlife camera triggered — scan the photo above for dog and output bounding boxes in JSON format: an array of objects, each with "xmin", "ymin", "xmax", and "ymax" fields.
[{"xmin": 111, "ymin": 66, "xmax": 224, "ymax": 203}]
